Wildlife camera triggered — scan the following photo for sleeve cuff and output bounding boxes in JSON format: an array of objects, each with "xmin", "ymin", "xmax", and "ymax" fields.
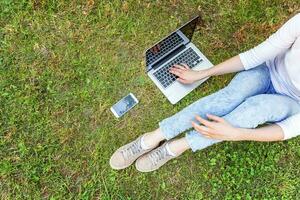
[
  {"xmin": 276, "ymin": 121, "xmax": 291, "ymax": 140},
  {"xmin": 239, "ymin": 52, "xmax": 252, "ymax": 70},
  {"xmin": 276, "ymin": 113, "xmax": 300, "ymax": 140}
]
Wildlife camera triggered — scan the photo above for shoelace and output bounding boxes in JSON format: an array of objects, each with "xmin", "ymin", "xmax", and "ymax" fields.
[
  {"xmin": 149, "ymin": 145, "xmax": 169, "ymax": 166},
  {"xmin": 121, "ymin": 139, "xmax": 142, "ymax": 160}
]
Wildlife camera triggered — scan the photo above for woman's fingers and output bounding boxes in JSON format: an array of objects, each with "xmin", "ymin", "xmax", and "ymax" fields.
[
  {"xmin": 169, "ymin": 67, "xmax": 183, "ymax": 73},
  {"xmin": 180, "ymin": 63, "xmax": 190, "ymax": 69},
  {"xmin": 198, "ymin": 130, "xmax": 211, "ymax": 137},
  {"xmin": 177, "ymin": 78, "xmax": 189, "ymax": 84},
  {"xmin": 192, "ymin": 122, "xmax": 215, "ymax": 138},
  {"xmin": 195, "ymin": 115, "xmax": 213, "ymax": 128},
  {"xmin": 201, "ymin": 131, "xmax": 214, "ymax": 138},
  {"xmin": 207, "ymin": 114, "xmax": 225, "ymax": 123},
  {"xmin": 198, "ymin": 125, "xmax": 215, "ymax": 134},
  {"xmin": 169, "ymin": 68, "xmax": 183, "ymax": 76},
  {"xmin": 173, "ymin": 64, "xmax": 186, "ymax": 70},
  {"xmin": 192, "ymin": 122, "xmax": 214, "ymax": 134}
]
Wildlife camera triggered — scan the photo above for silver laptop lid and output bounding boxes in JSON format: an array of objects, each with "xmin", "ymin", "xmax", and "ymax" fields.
[{"xmin": 145, "ymin": 15, "xmax": 200, "ymax": 72}]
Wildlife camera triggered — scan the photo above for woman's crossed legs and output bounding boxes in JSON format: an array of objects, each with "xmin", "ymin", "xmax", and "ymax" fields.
[
  {"xmin": 110, "ymin": 64, "xmax": 300, "ymax": 172},
  {"xmin": 145, "ymin": 64, "xmax": 275, "ymax": 150}
]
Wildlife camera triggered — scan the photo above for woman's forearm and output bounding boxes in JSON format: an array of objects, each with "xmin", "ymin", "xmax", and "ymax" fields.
[
  {"xmin": 238, "ymin": 124, "xmax": 284, "ymax": 142},
  {"xmin": 171, "ymin": 55, "xmax": 245, "ymax": 83},
  {"xmin": 203, "ymin": 55, "xmax": 245, "ymax": 78}
]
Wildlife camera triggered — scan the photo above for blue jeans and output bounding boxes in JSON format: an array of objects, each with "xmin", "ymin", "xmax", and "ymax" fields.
[{"xmin": 159, "ymin": 64, "xmax": 300, "ymax": 152}]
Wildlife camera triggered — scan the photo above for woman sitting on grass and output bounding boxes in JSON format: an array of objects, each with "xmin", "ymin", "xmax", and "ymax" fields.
[{"xmin": 110, "ymin": 13, "xmax": 300, "ymax": 172}]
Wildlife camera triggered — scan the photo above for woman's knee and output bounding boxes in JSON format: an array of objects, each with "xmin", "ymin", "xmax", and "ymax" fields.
[{"xmin": 243, "ymin": 94, "xmax": 269, "ymax": 106}]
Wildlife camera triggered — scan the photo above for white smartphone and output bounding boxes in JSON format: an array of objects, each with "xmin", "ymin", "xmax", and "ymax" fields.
[{"xmin": 110, "ymin": 93, "xmax": 139, "ymax": 118}]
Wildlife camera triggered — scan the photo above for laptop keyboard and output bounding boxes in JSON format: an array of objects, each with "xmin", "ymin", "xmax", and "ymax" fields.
[
  {"xmin": 146, "ymin": 32, "xmax": 184, "ymax": 66},
  {"xmin": 153, "ymin": 47, "xmax": 203, "ymax": 88}
]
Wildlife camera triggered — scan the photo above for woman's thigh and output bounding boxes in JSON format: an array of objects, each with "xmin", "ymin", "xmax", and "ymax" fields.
[
  {"xmin": 159, "ymin": 64, "xmax": 272, "ymax": 139},
  {"xmin": 223, "ymin": 94, "xmax": 300, "ymax": 128},
  {"xmin": 186, "ymin": 94, "xmax": 300, "ymax": 152}
]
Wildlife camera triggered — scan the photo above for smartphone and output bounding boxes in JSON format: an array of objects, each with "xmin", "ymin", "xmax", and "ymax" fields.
[{"xmin": 110, "ymin": 93, "xmax": 139, "ymax": 118}]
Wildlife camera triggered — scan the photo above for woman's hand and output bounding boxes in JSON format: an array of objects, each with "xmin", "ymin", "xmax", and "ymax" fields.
[
  {"xmin": 191, "ymin": 114, "xmax": 245, "ymax": 141},
  {"xmin": 169, "ymin": 64, "xmax": 209, "ymax": 84}
]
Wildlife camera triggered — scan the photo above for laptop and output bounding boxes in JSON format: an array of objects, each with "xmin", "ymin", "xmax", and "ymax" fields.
[{"xmin": 145, "ymin": 15, "xmax": 213, "ymax": 104}]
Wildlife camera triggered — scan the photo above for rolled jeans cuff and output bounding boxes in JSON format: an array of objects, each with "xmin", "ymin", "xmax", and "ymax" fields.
[
  {"xmin": 185, "ymin": 131, "xmax": 222, "ymax": 152},
  {"xmin": 158, "ymin": 120, "xmax": 174, "ymax": 140}
]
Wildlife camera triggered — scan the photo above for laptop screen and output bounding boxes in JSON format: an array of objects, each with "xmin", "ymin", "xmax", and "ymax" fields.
[{"xmin": 145, "ymin": 16, "xmax": 200, "ymax": 71}]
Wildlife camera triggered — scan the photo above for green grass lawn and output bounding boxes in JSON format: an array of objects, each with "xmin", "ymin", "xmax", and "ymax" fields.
[{"xmin": 1, "ymin": 0, "xmax": 300, "ymax": 199}]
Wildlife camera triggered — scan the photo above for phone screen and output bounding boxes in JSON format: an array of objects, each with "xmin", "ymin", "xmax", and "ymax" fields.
[{"xmin": 112, "ymin": 94, "xmax": 137, "ymax": 117}]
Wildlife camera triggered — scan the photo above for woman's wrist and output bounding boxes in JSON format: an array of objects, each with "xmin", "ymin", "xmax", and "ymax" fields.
[
  {"xmin": 197, "ymin": 68, "xmax": 213, "ymax": 80},
  {"xmin": 236, "ymin": 128, "xmax": 251, "ymax": 141},
  {"xmin": 205, "ymin": 64, "xmax": 220, "ymax": 77},
  {"xmin": 207, "ymin": 66, "xmax": 217, "ymax": 76},
  {"xmin": 235, "ymin": 125, "xmax": 285, "ymax": 142}
]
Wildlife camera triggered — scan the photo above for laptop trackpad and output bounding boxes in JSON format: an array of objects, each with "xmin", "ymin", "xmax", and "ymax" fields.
[{"xmin": 166, "ymin": 80, "xmax": 198, "ymax": 96}]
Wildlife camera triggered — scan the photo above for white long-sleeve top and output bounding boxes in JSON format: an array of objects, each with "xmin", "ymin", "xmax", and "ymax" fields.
[{"xmin": 239, "ymin": 13, "xmax": 300, "ymax": 140}]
